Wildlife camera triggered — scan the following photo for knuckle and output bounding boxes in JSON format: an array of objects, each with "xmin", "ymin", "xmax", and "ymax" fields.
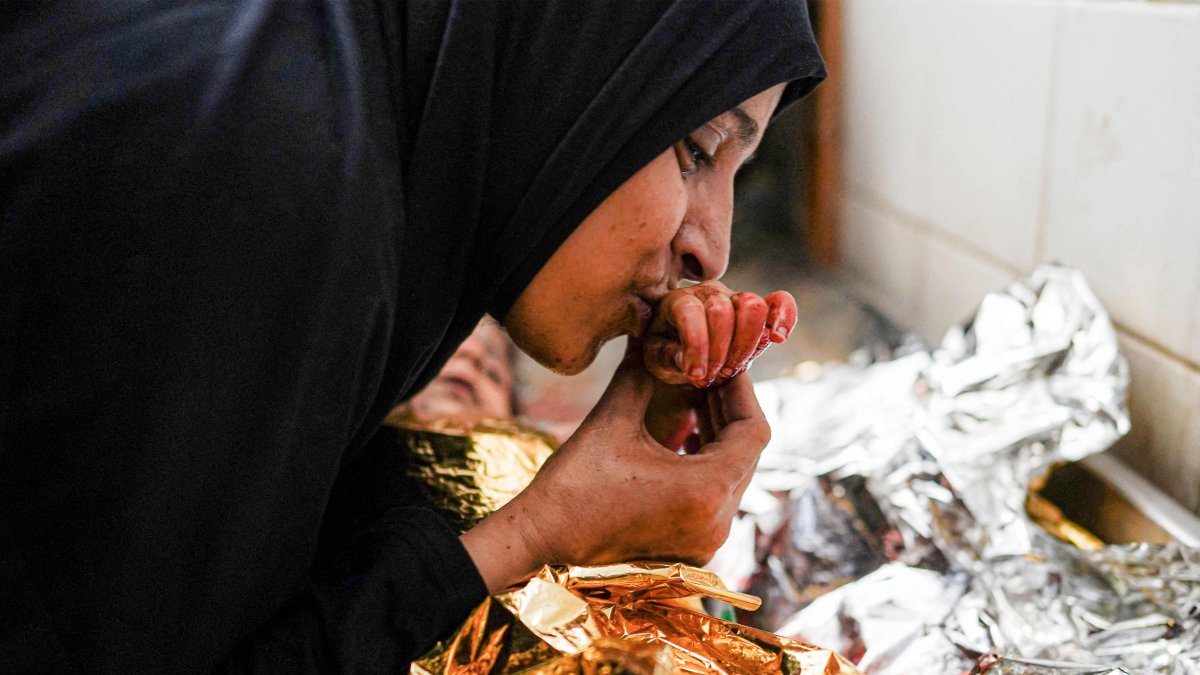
[
  {"xmin": 750, "ymin": 420, "xmax": 771, "ymax": 448},
  {"xmin": 743, "ymin": 295, "xmax": 768, "ymax": 312},
  {"xmin": 681, "ymin": 294, "xmax": 706, "ymax": 312},
  {"xmin": 703, "ymin": 297, "xmax": 730, "ymax": 316}
]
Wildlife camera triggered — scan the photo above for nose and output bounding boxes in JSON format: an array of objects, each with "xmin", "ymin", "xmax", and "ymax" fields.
[{"xmin": 672, "ymin": 180, "xmax": 733, "ymax": 283}]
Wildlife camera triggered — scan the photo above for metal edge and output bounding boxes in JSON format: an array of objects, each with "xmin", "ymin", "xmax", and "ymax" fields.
[{"xmin": 1082, "ymin": 453, "xmax": 1200, "ymax": 548}]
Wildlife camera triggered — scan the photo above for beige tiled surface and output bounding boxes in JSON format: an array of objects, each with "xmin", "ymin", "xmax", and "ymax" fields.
[
  {"xmin": 1112, "ymin": 335, "xmax": 1200, "ymax": 512},
  {"xmin": 838, "ymin": 0, "xmax": 1200, "ymax": 510},
  {"xmin": 1043, "ymin": 2, "xmax": 1200, "ymax": 362},
  {"xmin": 839, "ymin": 197, "xmax": 925, "ymax": 324},
  {"xmin": 915, "ymin": 235, "xmax": 1018, "ymax": 346},
  {"xmin": 841, "ymin": 0, "xmax": 931, "ymax": 219},
  {"xmin": 923, "ymin": 0, "xmax": 1058, "ymax": 271}
]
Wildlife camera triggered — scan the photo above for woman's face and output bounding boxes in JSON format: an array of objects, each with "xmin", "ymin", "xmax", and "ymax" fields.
[{"xmin": 505, "ymin": 84, "xmax": 786, "ymax": 374}]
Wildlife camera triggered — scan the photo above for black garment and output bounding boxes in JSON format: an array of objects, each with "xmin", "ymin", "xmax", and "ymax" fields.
[{"xmin": 0, "ymin": 1, "xmax": 823, "ymax": 672}]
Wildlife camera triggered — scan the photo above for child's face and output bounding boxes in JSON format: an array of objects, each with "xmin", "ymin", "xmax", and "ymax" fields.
[{"xmin": 402, "ymin": 318, "xmax": 514, "ymax": 422}]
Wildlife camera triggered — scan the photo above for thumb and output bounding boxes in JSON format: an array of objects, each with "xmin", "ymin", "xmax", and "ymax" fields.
[
  {"xmin": 701, "ymin": 373, "xmax": 770, "ymax": 465},
  {"xmin": 587, "ymin": 339, "xmax": 656, "ymax": 420}
]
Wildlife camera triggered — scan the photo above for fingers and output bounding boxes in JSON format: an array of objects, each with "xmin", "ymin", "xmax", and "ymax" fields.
[
  {"xmin": 765, "ymin": 291, "xmax": 797, "ymax": 343},
  {"xmin": 660, "ymin": 292, "xmax": 709, "ymax": 385},
  {"xmin": 642, "ymin": 335, "xmax": 691, "ymax": 385},
  {"xmin": 698, "ymin": 289, "xmax": 734, "ymax": 386},
  {"xmin": 698, "ymin": 373, "xmax": 770, "ymax": 465},
  {"xmin": 716, "ymin": 292, "xmax": 769, "ymax": 383},
  {"xmin": 587, "ymin": 341, "xmax": 656, "ymax": 422},
  {"xmin": 643, "ymin": 284, "xmax": 797, "ymax": 390}
]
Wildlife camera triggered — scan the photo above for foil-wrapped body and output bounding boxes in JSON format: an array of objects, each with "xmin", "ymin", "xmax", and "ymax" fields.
[
  {"xmin": 412, "ymin": 562, "xmax": 858, "ymax": 674},
  {"xmin": 385, "ymin": 414, "xmax": 556, "ymax": 531},
  {"xmin": 709, "ymin": 265, "xmax": 1200, "ymax": 672},
  {"xmin": 391, "ymin": 417, "xmax": 861, "ymax": 673}
]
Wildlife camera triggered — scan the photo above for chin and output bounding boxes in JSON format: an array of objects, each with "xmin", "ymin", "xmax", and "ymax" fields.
[{"xmin": 528, "ymin": 336, "xmax": 604, "ymax": 376}]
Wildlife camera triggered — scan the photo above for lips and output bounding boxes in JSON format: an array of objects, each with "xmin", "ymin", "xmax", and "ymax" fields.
[
  {"xmin": 435, "ymin": 376, "xmax": 479, "ymax": 406},
  {"xmin": 630, "ymin": 295, "xmax": 655, "ymax": 338}
]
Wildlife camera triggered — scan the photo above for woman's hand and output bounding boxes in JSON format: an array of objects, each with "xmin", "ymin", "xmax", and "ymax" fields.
[
  {"xmin": 642, "ymin": 281, "xmax": 797, "ymax": 389},
  {"xmin": 459, "ymin": 347, "xmax": 770, "ymax": 593}
]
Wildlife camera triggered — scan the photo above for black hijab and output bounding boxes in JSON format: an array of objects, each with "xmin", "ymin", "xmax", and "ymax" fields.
[
  {"xmin": 376, "ymin": 0, "xmax": 825, "ymax": 407},
  {"xmin": 0, "ymin": 1, "xmax": 822, "ymax": 671}
]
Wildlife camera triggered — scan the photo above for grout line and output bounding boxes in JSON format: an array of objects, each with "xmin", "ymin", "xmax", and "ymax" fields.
[
  {"xmin": 1115, "ymin": 322, "xmax": 1200, "ymax": 374},
  {"xmin": 841, "ymin": 189, "xmax": 1200, "ymax": 375},
  {"xmin": 1032, "ymin": 2, "xmax": 1064, "ymax": 265},
  {"xmin": 846, "ymin": 184, "xmax": 1026, "ymax": 277}
]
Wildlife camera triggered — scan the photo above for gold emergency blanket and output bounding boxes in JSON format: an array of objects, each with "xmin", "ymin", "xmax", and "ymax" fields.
[
  {"xmin": 412, "ymin": 561, "xmax": 859, "ymax": 675},
  {"xmin": 384, "ymin": 413, "xmax": 557, "ymax": 531},
  {"xmin": 391, "ymin": 416, "xmax": 858, "ymax": 673}
]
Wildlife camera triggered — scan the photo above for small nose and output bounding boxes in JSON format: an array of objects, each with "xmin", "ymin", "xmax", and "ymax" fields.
[{"xmin": 673, "ymin": 183, "xmax": 733, "ymax": 283}]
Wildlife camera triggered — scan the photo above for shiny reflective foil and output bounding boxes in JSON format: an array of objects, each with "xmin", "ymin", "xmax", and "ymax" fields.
[
  {"xmin": 385, "ymin": 413, "xmax": 557, "ymax": 531},
  {"xmin": 393, "ymin": 417, "xmax": 861, "ymax": 672},
  {"xmin": 412, "ymin": 562, "xmax": 860, "ymax": 674},
  {"xmin": 709, "ymin": 265, "xmax": 1200, "ymax": 672}
]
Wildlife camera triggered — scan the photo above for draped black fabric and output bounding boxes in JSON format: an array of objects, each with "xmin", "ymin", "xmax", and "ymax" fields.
[{"xmin": 0, "ymin": 0, "xmax": 824, "ymax": 672}]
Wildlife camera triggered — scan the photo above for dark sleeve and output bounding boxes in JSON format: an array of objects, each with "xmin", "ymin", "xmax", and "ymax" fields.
[
  {"xmin": 216, "ymin": 507, "xmax": 488, "ymax": 673},
  {"xmin": 0, "ymin": 4, "xmax": 486, "ymax": 673}
]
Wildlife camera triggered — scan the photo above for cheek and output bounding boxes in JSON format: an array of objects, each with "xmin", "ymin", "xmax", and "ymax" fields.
[
  {"xmin": 610, "ymin": 161, "xmax": 687, "ymax": 277},
  {"xmin": 504, "ymin": 150, "xmax": 687, "ymax": 372}
]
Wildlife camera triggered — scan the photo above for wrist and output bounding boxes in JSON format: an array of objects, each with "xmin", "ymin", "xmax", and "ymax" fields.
[{"xmin": 460, "ymin": 494, "xmax": 554, "ymax": 593}]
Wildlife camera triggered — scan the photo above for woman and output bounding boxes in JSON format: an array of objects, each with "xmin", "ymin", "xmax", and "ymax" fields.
[{"xmin": 0, "ymin": 1, "xmax": 824, "ymax": 672}]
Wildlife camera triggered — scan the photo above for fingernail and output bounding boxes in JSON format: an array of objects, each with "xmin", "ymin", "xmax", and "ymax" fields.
[
  {"xmin": 690, "ymin": 365, "xmax": 705, "ymax": 380},
  {"xmin": 718, "ymin": 367, "xmax": 735, "ymax": 379},
  {"xmin": 775, "ymin": 326, "xmax": 789, "ymax": 341},
  {"xmin": 674, "ymin": 349, "xmax": 685, "ymax": 370}
]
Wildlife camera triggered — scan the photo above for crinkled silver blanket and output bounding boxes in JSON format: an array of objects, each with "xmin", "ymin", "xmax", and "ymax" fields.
[{"xmin": 708, "ymin": 265, "xmax": 1200, "ymax": 673}]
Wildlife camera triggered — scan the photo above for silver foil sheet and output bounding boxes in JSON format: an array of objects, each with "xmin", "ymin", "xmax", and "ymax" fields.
[{"xmin": 708, "ymin": 265, "xmax": 1200, "ymax": 672}]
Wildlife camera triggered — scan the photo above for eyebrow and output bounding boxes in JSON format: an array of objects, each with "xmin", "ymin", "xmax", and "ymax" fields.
[{"xmin": 727, "ymin": 106, "xmax": 760, "ymax": 149}]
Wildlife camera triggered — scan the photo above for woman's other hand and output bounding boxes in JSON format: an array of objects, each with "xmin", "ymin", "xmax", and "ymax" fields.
[
  {"xmin": 459, "ymin": 349, "xmax": 769, "ymax": 593},
  {"xmin": 643, "ymin": 281, "xmax": 797, "ymax": 388}
]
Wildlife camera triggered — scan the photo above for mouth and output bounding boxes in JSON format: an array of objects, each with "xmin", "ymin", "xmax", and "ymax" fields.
[
  {"xmin": 435, "ymin": 376, "xmax": 480, "ymax": 406},
  {"xmin": 628, "ymin": 294, "xmax": 657, "ymax": 339}
]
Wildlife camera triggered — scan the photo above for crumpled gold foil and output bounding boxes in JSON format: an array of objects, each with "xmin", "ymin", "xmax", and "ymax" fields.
[
  {"xmin": 413, "ymin": 561, "xmax": 859, "ymax": 675},
  {"xmin": 384, "ymin": 412, "xmax": 557, "ymax": 531},
  {"xmin": 390, "ymin": 415, "xmax": 857, "ymax": 673}
]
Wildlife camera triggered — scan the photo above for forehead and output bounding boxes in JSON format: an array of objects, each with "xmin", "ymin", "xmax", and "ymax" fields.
[{"xmin": 471, "ymin": 319, "xmax": 510, "ymax": 359}]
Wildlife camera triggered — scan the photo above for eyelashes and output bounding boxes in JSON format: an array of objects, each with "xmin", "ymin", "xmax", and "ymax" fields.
[{"xmin": 677, "ymin": 135, "xmax": 715, "ymax": 177}]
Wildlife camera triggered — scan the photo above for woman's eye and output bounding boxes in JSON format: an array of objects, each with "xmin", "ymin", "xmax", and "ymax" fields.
[
  {"xmin": 676, "ymin": 135, "xmax": 715, "ymax": 177},
  {"xmin": 484, "ymin": 364, "xmax": 506, "ymax": 386},
  {"xmin": 685, "ymin": 136, "xmax": 714, "ymax": 167}
]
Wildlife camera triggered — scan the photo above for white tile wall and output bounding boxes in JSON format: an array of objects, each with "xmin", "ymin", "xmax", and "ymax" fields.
[
  {"xmin": 1113, "ymin": 336, "xmax": 1200, "ymax": 511},
  {"xmin": 839, "ymin": 197, "xmax": 925, "ymax": 324},
  {"xmin": 837, "ymin": 0, "xmax": 1200, "ymax": 511},
  {"xmin": 917, "ymin": 236, "xmax": 1017, "ymax": 345},
  {"xmin": 1042, "ymin": 2, "xmax": 1200, "ymax": 361},
  {"xmin": 923, "ymin": 0, "xmax": 1058, "ymax": 271},
  {"xmin": 841, "ymin": 0, "xmax": 931, "ymax": 219}
]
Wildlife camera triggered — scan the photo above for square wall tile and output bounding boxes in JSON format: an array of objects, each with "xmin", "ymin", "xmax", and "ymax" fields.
[
  {"xmin": 1111, "ymin": 334, "xmax": 1200, "ymax": 513},
  {"xmin": 917, "ymin": 236, "xmax": 1017, "ymax": 345},
  {"xmin": 923, "ymin": 0, "xmax": 1059, "ymax": 271},
  {"xmin": 841, "ymin": 0, "xmax": 932, "ymax": 219},
  {"xmin": 839, "ymin": 196, "xmax": 925, "ymax": 325},
  {"xmin": 1043, "ymin": 3, "xmax": 1200, "ymax": 361}
]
